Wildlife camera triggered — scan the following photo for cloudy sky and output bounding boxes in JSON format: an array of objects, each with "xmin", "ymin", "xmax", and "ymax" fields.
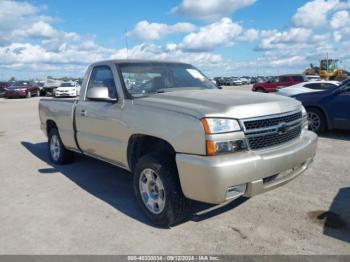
[{"xmin": 1, "ymin": 0, "xmax": 350, "ymax": 80}]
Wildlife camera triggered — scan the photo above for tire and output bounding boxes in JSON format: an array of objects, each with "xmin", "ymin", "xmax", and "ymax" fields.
[
  {"xmin": 26, "ymin": 92, "xmax": 31, "ymax": 98},
  {"xmin": 48, "ymin": 128, "xmax": 74, "ymax": 165},
  {"xmin": 255, "ymin": 88, "xmax": 266, "ymax": 93},
  {"xmin": 307, "ymin": 108, "xmax": 326, "ymax": 133},
  {"xmin": 133, "ymin": 153, "xmax": 187, "ymax": 227}
]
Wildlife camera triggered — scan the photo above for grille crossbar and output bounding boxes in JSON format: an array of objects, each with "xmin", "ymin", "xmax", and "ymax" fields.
[{"xmin": 242, "ymin": 111, "xmax": 303, "ymax": 150}]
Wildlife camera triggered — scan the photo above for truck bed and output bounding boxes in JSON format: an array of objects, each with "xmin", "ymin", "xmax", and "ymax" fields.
[{"xmin": 39, "ymin": 98, "xmax": 79, "ymax": 151}]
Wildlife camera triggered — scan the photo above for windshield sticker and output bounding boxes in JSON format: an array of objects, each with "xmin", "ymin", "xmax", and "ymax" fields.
[{"xmin": 186, "ymin": 69, "xmax": 205, "ymax": 81}]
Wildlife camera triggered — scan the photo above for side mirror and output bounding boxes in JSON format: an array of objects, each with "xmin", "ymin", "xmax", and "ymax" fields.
[{"xmin": 86, "ymin": 86, "xmax": 117, "ymax": 102}]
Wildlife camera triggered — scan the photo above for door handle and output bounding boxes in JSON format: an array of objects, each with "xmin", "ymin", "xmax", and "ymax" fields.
[{"xmin": 80, "ymin": 110, "xmax": 87, "ymax": 117}]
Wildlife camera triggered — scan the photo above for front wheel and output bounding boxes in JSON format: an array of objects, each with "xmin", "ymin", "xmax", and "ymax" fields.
[
  {"xmin": 133, "ymin": 154, "xmax": 187, "ymax": 227},
  {"xmin": 307, "ymin": 108, "xmax": 326, "ymax": 133}
]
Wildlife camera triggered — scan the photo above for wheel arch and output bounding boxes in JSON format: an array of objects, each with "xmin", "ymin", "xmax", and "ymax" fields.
[
  {"xmin": 46, "ymin": 119, "xmax": 58, "ymax": 136},
  {"xmin": 127, "ymin": 134, "xmax": 176, "ymax": 172},
  {"xmin": 305, "ymin": 105, "xmax": 333, "ymax": 130}
]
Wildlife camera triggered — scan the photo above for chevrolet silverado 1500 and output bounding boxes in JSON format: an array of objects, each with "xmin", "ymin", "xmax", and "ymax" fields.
[{"xmin": 39, "ymin": 60, "xmax": 318, "ymax": 227}]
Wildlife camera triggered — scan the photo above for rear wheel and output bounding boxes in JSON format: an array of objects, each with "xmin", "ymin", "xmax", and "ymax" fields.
[
  {"xmin": 255, "ymin": 88, "xmax": 266, "ymax": 93},
  {"xmin": 307, "ymin": 108, "xmax": 326, "ymax": 133},
  {"xmin": 48, "ymin": 128, "xmax": 74, "ymax": 164},
  {"xmin": 133, "ymin": 153, "xmax": 187, "ymax": 227}
]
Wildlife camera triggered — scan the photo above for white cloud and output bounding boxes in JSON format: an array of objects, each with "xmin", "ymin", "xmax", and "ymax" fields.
[
  {"xmin": 268, "ymin": 56, "xmax": 306, "ymax": 67},
  {"xmin": 170, "ymin": 0, "xmax": 256, "ymax": 21},
  {"xmin": 3, "ymin": 0, "xmax": 350, "ymax": 79},
  {"xmin": 0, "ymin": 42, "xmax": 114, "ymax": 65},
  {"xmin": 258, "ymin": 27, "xmax": 312, "ymax": 50},
  {"xmin": 238, "ymin": 28, "xmax": 259, "ymax": 42},
  {"xmin": 11, "ymin": 21, "xmax": 58, "ymax": 39},
  {"xmin": 127, "ymin": 20, "xmax": 196, "ymax": 41},
  {"xmin": 0, "ymin": 0, "xmax": 50, "ymax": 42},
  {"xmin": 180, "ymin": 17, "xmax": 242, "ymax": 51},
  {"xmin": 111, "ymin": 43, "xmax": 223, "ymax": 66},
  {"xmin": 292, "ymin": 0, "xmax": 339, "ymax": 28},
  {"xmin": 330, "ymin": 10, "xmax": 350, "ymax": 28}
]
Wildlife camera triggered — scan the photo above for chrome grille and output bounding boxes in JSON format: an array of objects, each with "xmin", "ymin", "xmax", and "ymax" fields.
[
  {"xmin": 242, "ymin": 111, "xmax": 303, "ymax": 150},
  {"xmin": 244, "ymin": 112, "xmax": 302, "ymax": 130}
]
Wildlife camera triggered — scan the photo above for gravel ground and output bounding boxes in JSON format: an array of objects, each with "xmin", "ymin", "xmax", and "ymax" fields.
[{"xmin": 0, "ymin": 90, "xmax": 349, "ymax": 254}]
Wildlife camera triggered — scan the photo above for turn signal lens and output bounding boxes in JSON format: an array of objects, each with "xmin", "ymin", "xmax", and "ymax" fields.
[
  {"xmin": 206, "ymin": 140, "xmax": 216, "ymax": 156},
  {"xmin": 206, "ymin": 139, "xmax": 246, "ymax": 156}
]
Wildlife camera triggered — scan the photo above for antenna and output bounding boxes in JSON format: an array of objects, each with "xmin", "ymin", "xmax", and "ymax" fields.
[{"xmin": 125, "ymin": 28, "xmax": 129, "ymax": 60}]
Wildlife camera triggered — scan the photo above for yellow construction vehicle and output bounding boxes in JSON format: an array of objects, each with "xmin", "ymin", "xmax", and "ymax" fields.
[{"xmin": 304, "ymin": 59, "xmax": 348, "ymax": 81}]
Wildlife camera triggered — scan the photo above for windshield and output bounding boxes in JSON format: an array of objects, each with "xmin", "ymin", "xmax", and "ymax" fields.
[
  {"xmin": 338, "ymin": 78, "xmax": 350, "ymax": 91},
  {"xmin": 119, "ymin": 63, "xmax": 217, "ymax": 97},
  {"xmin": 320, "ymin": 59, "xmax": 340, "ymax": 71},
  {"xmin": 11, "ymin": 81, "xmax": 30, "ymax": 87},
  {"xmin": 60, "ymin": 82, "xmax": 74, "ymax": 87}
]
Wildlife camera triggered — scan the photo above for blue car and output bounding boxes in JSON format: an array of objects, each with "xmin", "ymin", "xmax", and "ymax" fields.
[{"xmin": 294, "ymin": 79, "xmax": 350, "ymax": 133}]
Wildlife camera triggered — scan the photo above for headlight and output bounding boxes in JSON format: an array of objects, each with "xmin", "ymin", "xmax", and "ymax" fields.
[
  {"xmin": 201, "ymin": 118, "xmax": 241, "ymax": 134},
  {"xmin": 201, "ymin": 118, "xmax": 245, "ymax": 156},
  {"xmin": 301, "ymin": 106, "xmax": 308, "ymax": 130}
]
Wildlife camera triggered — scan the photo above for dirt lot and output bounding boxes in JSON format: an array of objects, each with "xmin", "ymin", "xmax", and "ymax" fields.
[{"xmin": 0, "ymin": 89, "xmax": 349, "ymax": 254}]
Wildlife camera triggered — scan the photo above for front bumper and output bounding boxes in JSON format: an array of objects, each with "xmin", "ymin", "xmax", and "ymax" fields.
[
  {"xmin": 176, "ymin": 131, "xmax": 317, "ymax": 204},
  {"xmin": 55, "ymin": 92, "xmax": 76, "ymax": 97},
  {"xmin": 5, "ymin": 91, "xmax": 26, "ymax": 98}
]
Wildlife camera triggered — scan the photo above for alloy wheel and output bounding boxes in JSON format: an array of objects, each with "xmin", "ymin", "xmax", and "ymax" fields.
[
  {"xmin": 50, "ymin": 134, "xmax": 61, "ymax": 161},
  {"xmin": 139, "ymin": 168, "xmax": 166, "ymax": 214},
  {"xmin": 307, "ymin": 111, "xmax": 321, "ymax": 132}
]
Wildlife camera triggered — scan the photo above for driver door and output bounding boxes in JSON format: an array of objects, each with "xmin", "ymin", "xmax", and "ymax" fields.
[
  {"xmin": 327, "ymin": 85, "xmax": 350, "ymax": 130},
  {"xmin": 75, "ymin": 65, "xmax": 126, "ymax": 166}
]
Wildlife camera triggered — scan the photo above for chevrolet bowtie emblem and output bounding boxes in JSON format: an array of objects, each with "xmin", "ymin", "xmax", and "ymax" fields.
[{"xmin": 276, "ymin": 122, "xmax": 288, "ymax": 135}]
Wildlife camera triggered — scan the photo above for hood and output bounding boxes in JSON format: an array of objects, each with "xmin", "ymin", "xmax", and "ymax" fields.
[
  {"xmin": 134, "ymin": 89, "xmax": 301, "ymax": 119},
  {"xmin": 56, "ymin": 86, "xmax": 76, "ymax": 91}
]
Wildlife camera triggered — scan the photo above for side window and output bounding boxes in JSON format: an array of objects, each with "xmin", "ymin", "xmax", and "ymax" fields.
[
  {"xmin": 87, "ymin": 66, "xmax": 117, "ymax": 99},
  {"xmin": 279, "ymin": 76, "xmax": 289, "ymax": 82},
  {"xmin": 320, "ymin": 83, "xmax": 335, "ymax": 90},
  {"xmin": 304, "ymin": 83, "xmax": 320, "ymax": 90},
  {"xmin": 343, "ymin": 83, "xmax": 350, "ymax": 92},
  {"xmin": 292, "ymin": 75, "xmax": 304, "ymax": 82}
]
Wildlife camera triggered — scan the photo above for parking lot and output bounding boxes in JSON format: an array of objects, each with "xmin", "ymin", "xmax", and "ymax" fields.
[{"xmin": 0, "ymin": 87, "xmax": 349, "ymax": 254}]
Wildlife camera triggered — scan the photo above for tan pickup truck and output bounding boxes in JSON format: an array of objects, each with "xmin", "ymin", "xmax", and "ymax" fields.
[{"xmin": 39, "ymin": 60, "xmax": 317, "ymax": 227}]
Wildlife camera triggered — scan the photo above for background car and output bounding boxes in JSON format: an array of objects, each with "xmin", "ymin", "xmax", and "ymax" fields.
[
  {"xmin": 252, "ymin": 74, "xmax": 306, "ymax": 93},
  {"xmin": 54, "ymin": 82, "xmax": 81, "ymax": 97},
  {"xmin": 277, "ymin": 81, "xmax": 340, "ymax": 97},
  {"xmin": 0, "ymin": 82, "xmax": 8, "ymax": 98},
  {"xmin": 5, "ymin": 81, "xmax": 40, "ymax": 99},
  {"xmin": 230, "ymin": 77, "xmax": 243, "ymax": 85},
  {"xmin": 213, "ymin": 77, "xmax": 225, "ymax": 86},
  {"xmin": 294, "ymin": 79, "xmax": 350, "ymax": 133},
  {"xmin": 306, "ymin": 75, "xmax": 322, "ymax": 81}
]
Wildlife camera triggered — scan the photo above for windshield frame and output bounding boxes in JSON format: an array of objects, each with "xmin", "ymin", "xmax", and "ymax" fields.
[
  {"xmin": 116, "ymin": 62, "xmax": 217, "ymax": 98},
  {"xmin": 10, "ymin": 81, "xmax": 31, "ymax": 87},
  {"xmin": 59, "ymin": 82, "xmax": 75, "ymax": 87}
]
